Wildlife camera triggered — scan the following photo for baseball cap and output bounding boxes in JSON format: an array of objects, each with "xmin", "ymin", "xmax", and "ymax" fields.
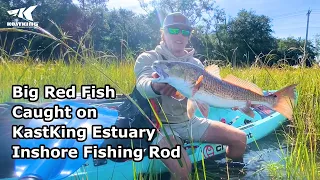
[{"xmin": 162, "ymin": 12, "xmax": 193, "ymax": 30}]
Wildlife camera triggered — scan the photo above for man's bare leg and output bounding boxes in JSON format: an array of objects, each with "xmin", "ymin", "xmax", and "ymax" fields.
[
  {"xmin": 157, "ymin": 136, "xmax": 192, "ymax": 180},
  {"xmin": 200, "ymin": 121, "xmax": 247, "ymax": 159},
  {"xmin": 155, "ymin": 121, "xmax": 246, "ymax": 179}
]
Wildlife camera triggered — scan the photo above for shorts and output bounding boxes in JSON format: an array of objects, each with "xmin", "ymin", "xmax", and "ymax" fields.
[{"xmin": 151, "ymin": 116, "xmax": 211, "ymax": 145}]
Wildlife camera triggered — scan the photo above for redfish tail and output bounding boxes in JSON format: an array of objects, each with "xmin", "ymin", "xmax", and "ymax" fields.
[{"xmin": 270, "ymin": 84, "xmax": 298, "ymax": 121}]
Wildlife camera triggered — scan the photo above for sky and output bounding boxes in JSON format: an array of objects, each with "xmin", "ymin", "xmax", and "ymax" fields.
[{"xmin": 104, "ymin": 0, "xmax": 320, "ymax": 41}]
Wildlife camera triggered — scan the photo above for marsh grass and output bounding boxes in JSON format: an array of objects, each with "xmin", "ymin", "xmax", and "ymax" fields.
[
  {"xmin": 1, "ymin": 57, "xmax": 319, "ymax": 179},
  {"xmin": 0, "ymin": 25, "xmax": 319, "ymax": 179},
  {"xmin": 0, "ymin": 58, "xmax": 135, "ymax": 102}
]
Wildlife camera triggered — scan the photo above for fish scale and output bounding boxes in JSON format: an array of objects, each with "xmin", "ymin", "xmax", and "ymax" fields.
[
  {"xmin": 198, "ymin": 70, "xmax": 265, "ymax": 102},
  {"xmin": 181, "ymin": 63, "xmax": 270, "ymax": 103}
]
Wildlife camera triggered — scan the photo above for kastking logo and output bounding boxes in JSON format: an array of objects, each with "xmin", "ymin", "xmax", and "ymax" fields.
[{"xmin": 7, "ymin": 5, "xmax": 39, "ymax": 28}]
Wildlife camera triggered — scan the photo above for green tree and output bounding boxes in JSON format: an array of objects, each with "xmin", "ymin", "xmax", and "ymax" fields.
[
  {"xmin": 78, "ymin": 0, "xmax": 109, "ymax": 10},
  {"xmin": 224, "ymin": 9, "xmax": 277, "ymax": 66},
  {"xmin": 138, "ymin": 0, "xmax": 222, "ymax": 34},
  {"xmin": 276, "ymin": 37, "xmax": 317, "ymax": 66},
  {"xmin": 196, "ymin": 9, "xmax": 277, "ymax": 66},
  {"xmin": 0, "ymin": 0, "xmax": 80, "ymax": 59}
]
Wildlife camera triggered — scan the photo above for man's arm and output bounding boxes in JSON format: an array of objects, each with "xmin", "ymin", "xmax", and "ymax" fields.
[{"xmin": 134, "ymin": 52, "xmax": 161, "ymax": 99}]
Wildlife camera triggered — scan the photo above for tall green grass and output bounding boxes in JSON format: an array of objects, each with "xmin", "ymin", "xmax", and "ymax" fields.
[
  {"xmin": 0, "ymin": 58, "xmax": 319, "ymax": 179},
  {"xmin": 0, "ymin": 25, "xmax": 319, "ymax": 179},
  {"xmin": 0, "ymin": 58, "xmax": 135, "ymax": 103},
  {"xmin": 219, "ymin": 66, "xmax": 320, "ymax": 179}
]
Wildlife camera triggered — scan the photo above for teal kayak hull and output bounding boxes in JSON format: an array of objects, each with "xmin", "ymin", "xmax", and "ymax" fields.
[{"xmin": 1, "ymin": 90, "xmax": 297, "ymax": 180}]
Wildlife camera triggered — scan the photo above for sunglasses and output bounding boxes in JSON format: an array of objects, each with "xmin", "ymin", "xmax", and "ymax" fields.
[{"xmin": 166, "ymin": 27, "xmax": 191, "ymax": 37}]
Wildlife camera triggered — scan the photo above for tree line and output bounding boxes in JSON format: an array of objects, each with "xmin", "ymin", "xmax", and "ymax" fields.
[{"xmin": 0, "ymin": 0, "xmax": 319, "ymax": 67}]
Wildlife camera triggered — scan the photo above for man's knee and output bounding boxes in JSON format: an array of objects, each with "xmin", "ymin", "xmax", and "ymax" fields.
[
  {"xmin": 158, "ymin": 135, "xmax": 183, "ymax": 147},
  {"xmin": 238, "ymin": 131, "xmax": 247, "ymax": 150},
  {"xmin": 235, "ymin": 129, "xmax": 247, "ymax": 145}
]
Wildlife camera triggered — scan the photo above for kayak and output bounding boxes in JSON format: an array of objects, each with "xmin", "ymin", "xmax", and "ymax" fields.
[{"xmin": 0, "ymin": 90, "xmax": 297, "ymax": 180}]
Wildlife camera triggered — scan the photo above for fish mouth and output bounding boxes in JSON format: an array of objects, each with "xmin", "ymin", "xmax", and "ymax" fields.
[{"xmin": 151, "ymin": 63, "xmax": 169, "ymax": 82}]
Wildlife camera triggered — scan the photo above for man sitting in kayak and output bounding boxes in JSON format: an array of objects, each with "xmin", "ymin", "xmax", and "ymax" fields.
[{"xmin": 134, "ymin": 12, "xmax": 247, "ymax": 180}]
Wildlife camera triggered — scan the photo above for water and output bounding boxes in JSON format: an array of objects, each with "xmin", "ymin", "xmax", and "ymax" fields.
[
  {"xmin": 196, "ymin": 132, "xmax": 289, "ymax": 180},
  {"xmin": 155, "ymin": 131, "xmax": 289, "ymax": 180}
]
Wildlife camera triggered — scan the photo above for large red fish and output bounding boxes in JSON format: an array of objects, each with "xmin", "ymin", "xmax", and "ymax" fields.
[{"xmin": 151, "ymin": 60, "xmax": 297, "ymax": 120}]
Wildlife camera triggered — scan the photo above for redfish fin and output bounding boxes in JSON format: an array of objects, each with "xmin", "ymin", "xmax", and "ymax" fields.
[
  {"xmin": 271, "ymin": 84, "xmax": 297, "ymax": 121},
  {"xmin": 238, "ymin": 101, "xmax": 255, "ymax": 118},
  {"xmin": 187, "ymin": 99, "xmax": 209, "ymax": 119},
  {"xmin": 196, "ymin": 101, "xmax": 209, "ymax": 118},
  {"xmin": 205, "ymin": 64, "xmax": 221, "ymax": 79},
  {"xmin": 240, "ymin": 107, "xmax": 255, "ymax": 118},
  {"xmin": 223, "ymin": 74, "xmax": 263, "ymax": 95},
  {"xmin": 192, "ymin": 75, "xmax": 203, "ymax": 97},
  {"xmin": 187, "ymin": 99, "xmax": 196, "ymax": 119},
  {"xmin": 172, "ymin": 91, "xmax": 185, "ymax": 101}
]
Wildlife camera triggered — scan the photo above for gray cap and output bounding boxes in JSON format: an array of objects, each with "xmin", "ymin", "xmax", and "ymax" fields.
[{"xmin": 162, "ymin": 12, "xmax": 192, "ymax": 30}]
